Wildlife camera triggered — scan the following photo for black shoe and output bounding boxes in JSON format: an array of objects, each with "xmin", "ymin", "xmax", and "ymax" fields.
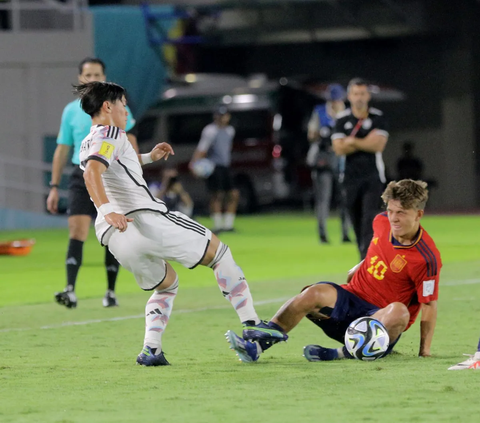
[
  {"xmin": 54, "ymin": 289, "xmax": 77, "ymax": 309},
  {"xmin": 222, "ymin": 228, "xmax": 236, "ymax": 233},
  {"xmin": 102, "ymin": 290, "xmax": 119, "ymax": 307},
  {"xmin": 320, "ymin": 235, "xmax": 329, "ymax": 244},
  {"xmin": 342, "ymin": 235, "xmax": 352, "ymax": 243}
]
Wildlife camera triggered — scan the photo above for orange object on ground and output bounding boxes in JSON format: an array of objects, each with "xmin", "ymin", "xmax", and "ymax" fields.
[{"xmin": 0, "ymin": 239, "xmax": 36, "ymax": 256}]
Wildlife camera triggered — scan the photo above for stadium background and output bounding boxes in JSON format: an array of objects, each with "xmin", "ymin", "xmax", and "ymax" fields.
[{"xmin": 1, "ymin": 1, "xmax": 480, "ymax": 422}]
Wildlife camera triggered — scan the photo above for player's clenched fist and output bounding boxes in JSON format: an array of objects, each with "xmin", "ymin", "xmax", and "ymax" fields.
[{"xmin": 105, "ymin": 212, "xmax": 134, "ymax": 232}]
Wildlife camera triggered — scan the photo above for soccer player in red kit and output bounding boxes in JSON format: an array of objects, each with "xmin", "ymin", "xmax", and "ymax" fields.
[{"xmin": 226, "ymin": 179, "xmax": 441, "ymax": 362}]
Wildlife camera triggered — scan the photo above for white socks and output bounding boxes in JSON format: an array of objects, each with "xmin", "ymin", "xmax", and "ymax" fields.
[
  {"xmin": 224, "ymin": 213, "xmax": 235, "ymax": 230},
  {"xmin": 144, "ymin": 277, "xmax": 179, "ymax": 352},
  {"xmin": 212, "ymin": 213, "xmax": 223, "ymax": 231},
  {"xmin": 212, "ymin": 213, "xmax": 236, "ymax": 231},
  {"xmin": 209, "ymin": 243, "xmax": 260, "ymax": 324}
]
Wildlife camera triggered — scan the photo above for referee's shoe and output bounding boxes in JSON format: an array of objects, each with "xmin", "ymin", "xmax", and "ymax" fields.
[
  {"xmin": 54, "ymin": 288, "xmax": 77, "ymax": 309},
  {"xmin": 102, "ymin": 290, "xmax": 119, "ymax": 307}
]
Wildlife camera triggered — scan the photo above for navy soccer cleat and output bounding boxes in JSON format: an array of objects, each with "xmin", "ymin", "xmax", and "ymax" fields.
[
  {"xmin": 242, "ymin": 321, "xmax": 288, "ymax": 347},
  {"xmin": 225, "ymin": 330, "xmax": 261, "ymax": 363},
  {"xmin": 136, "ymin": 346, "xmax": 170, "ymax": 366},
  {"xmin": 303, "ymin": 344, "xmax": 340, "ymax": 362},
  {"xmin": 54, "ymin": 289, "xmax": 77, "ymax": 309}
]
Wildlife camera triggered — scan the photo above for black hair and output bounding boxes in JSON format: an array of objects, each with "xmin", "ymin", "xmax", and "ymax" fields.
[
  {"xmin": 347, "ymin": 77, "xmax": 369, "ymax": 93},
  {"xmin": 78, "ymin": 57, "xmax": 106, "ymax": 75},
  {"xmin": 73, "ymin": 81, "xmax": 126, "ymax": 117}
]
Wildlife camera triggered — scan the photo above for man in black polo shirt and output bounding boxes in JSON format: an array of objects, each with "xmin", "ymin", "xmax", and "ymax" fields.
[{"xmin": 332, "ymin": 78, "xmax": 389, "ymax": 259}]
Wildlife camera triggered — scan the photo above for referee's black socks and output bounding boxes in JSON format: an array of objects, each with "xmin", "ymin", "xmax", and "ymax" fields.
[
  {"xmin": 105, "ymin": 248, "xmax": 119, "ymax": 292},
  {"xmin": 66, "ymin": 239, "xmax": 83, "ymax": 290}
]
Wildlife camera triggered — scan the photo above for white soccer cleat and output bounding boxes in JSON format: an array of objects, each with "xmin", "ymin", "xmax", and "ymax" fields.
[{"xmin": 448, "ymin": 352, "xmax": 480, "ymax": 370}]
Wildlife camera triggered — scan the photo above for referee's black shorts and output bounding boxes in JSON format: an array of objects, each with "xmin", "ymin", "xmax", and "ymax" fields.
[
  {"xmin": 206, "ymin": 165, "xmax": 235, "ymax": 193},
  {"xmin": 68, "ymin": 166, "xmax": 96, "ymax": 217}
]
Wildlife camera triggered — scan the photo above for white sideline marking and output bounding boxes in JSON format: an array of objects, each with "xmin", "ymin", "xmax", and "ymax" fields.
[
  {"xmin": 0, "ymin": 296, "xmax": 290, "ymax": 334},
  {"xmin": 443, "ymin": 278, "xmax": 480, "ymax": 286},
  {"xmin": 2, "ymin": 278, "xmax": 480, "ymax": 334}
]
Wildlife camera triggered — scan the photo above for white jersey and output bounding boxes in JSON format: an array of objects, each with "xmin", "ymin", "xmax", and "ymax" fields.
[{"xmin": 79, "ymin": 125, "xmax": 167, "ymax": 244}]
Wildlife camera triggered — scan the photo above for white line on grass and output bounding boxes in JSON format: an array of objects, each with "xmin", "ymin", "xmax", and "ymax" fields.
[
  {"xmin": 2, "ymin": 278, "xmax": 480, "ymax": 334},
  {"xmin": 0, "ymin": 296, "xmax": 290, "ymax": 334},
  {"xmin": 442, "ymin": 278, "xmax": 480, "ymax": 286}
]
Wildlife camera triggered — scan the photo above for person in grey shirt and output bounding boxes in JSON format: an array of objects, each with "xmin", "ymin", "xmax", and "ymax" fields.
[
  {"xmin": 190, "ymin": 106, "xmax": 239, "ymax": 233},
  {"xmin": 307, "ymin": 83, "xmax": 351, "ymax": 244}
]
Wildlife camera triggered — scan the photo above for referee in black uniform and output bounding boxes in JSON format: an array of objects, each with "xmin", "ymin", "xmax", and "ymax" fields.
[{"xmin": 332, "ymin": 78, "xmax": 389, "ymax": 259}]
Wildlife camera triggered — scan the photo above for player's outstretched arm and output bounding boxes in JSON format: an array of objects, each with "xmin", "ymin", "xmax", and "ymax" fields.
[
  {"xmin": 139, "ymin": 143, "xmax": 175, "ymax": 165},
  {"xmin": 419, "ymin": 300, "xmax": 437, "ymax": 357},
  {"xmin": 83, "ymin": 160, "xmax": 133, "ymax": 232},
  {"xmin": 151, "ymin": 142, "xmax": 174, "ymax": 161}
]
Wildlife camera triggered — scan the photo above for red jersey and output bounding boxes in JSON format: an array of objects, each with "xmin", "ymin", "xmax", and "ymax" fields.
[{"xmin": 343, "ymin": 213, "xmax": 442, "ymax": 330}]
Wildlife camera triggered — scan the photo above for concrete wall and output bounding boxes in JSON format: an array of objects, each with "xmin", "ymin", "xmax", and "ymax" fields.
[
  {"xmin": 387, "ymin": 94, "xmax": 475, "ymax": 210},
  {"xmin": 0, "ymin": 18, "xmax": 93, "ymax": 213}
]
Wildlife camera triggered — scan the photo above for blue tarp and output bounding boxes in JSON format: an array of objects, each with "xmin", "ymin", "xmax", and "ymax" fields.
[
  {"xmin": 90, "ymin": 5, "xmax": 176, "ymax": 119},
  {"xmin": 0, "ymin": 209, "xmax": 68, "ymax": 230}
]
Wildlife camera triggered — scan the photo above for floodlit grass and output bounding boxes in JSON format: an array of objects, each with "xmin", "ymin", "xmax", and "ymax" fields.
[{"xmin": 1, "ymin": 213, "xmax": 479, "ymax": 423}]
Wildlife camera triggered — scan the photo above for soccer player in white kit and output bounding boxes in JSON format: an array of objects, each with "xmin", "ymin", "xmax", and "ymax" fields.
[{"xmin": 75, "ymin": 81, "xmax": 282, "ymax": 366}]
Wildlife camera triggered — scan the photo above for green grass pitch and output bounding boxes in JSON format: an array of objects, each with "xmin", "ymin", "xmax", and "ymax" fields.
[{"xmin": 1, "ymin": 213, "xmax": 479, "ymax": 423}]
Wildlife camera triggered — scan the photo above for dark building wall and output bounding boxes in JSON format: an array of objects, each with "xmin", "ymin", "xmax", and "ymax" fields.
[{"xmin": 198, "ymin": 30, "xmax": 478, "ymax": 210}]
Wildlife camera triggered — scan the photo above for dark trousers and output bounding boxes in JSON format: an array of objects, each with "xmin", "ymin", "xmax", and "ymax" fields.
[{"xmin": 345, "ymin": 178, "xmax": 384, "ymax": 260}]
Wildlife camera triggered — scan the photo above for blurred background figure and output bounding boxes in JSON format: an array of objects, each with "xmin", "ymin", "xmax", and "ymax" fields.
[
  {"xmin": 396, "ymin": 141, "xmax": 424, "ymax": 180},
  {"xmin": 149, "ymin": 166, "xmax": 194, "ymax": 217},
  {"xmin": 307, "ymin": 83, "xmax": 351, "ymax": 244},
  {"xmin": 190, "ymin": 106, "xmax": 239, "ymax": 234},
  {"xmin": 332, "ymin": 78, "xmax": 389, "ymax": 260}
]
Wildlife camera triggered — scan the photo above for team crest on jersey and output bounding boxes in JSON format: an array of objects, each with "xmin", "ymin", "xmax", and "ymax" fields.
[
  {"xmin": 362, "ymin": 118, "xmax": 372, "ymax": 129},
  {"xmin": 390, "ymin": 254, "xmax": 407, "ymax": 273},
  {"xmin": 99, "ymin": 142, "xmax": 114, "ymax": 159},
  {"xmin": 344, "ymin": 122, "xmax": 353, "ymax": 130}
]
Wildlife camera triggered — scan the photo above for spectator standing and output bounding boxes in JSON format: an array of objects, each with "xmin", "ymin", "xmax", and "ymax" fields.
[
  {"xmin": 332, "ymin": 78, "xmax": 389, "ymax": 259},
  {"xmin": 307, "ymin": 83, "xmax": 351, "ymax": 244},
  {"xmin": 190, "ymin": 106, "xmax": 239, "ymax": 233}
]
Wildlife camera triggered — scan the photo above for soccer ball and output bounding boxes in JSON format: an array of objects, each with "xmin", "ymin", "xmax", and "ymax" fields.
[
  {"xmin": 192, "ymin": 159, "xmax": 215, "ymax": 178},
  {"xmin": 344, "ymin": 317, "xmax": 390, "ymax": 361}
]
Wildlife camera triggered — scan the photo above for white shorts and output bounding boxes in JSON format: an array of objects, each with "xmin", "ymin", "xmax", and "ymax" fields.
[{"xmin": 106, "ymin": 210, "xmax": 212, "ymax": 290}]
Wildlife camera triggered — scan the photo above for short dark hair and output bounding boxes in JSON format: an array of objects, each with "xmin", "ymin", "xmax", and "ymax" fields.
[
  {"xmin": 78, "ymin": 57, "xmax": 106, "ymax": 75},
  {"xmin": 347, "ymin": 77, "xmax": 369, "ymax": 93},
  {"xmin": 381, "ymin": 179, "xmax": 429, "ymax": 210},
  {"xmin": 73, "ymin": 81, "xmax": 126, "ymax": 117}
]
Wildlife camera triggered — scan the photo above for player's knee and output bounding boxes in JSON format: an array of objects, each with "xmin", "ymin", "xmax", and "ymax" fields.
[
  {"xmin": 68, "ymin": 221, "xmax": 89, "ymax": 240},
  {"xmin": 229, "ymin": 189, "xmax": 240, "ymax": 202},
  {"xmin": 211, "ymin": 192, "xmax": 224, "ymax": 203},
  {"xmin": 386, "ymin": 302, "xmax": 410, "ymax": 327},
  {"xmin": 300, "ymin": 284, "xmax": 337, "ymax": 311},
  {"xmin": 157, "ymin": 264, "xmax": 178, "ymax": 292}
]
